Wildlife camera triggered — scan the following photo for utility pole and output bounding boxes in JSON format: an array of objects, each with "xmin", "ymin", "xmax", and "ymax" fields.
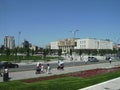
[
  {"xmin": 70, "ymin": 29, "xmax": 79, "ymax": 39},
  {"xmin": 18, "ymin": 31, "xmax": 21, "ymax": 62}
]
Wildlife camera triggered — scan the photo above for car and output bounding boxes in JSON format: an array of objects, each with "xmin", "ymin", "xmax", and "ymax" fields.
[
  {"xmin": 0, "ymin": 61, "xmax": 19, "ymax": 68},
  {"xmin": 88, "ymin": 57, "xmax": 99, "ymax": 62}
]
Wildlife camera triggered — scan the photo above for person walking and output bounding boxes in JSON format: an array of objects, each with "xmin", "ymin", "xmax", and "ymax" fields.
[
  {"xmin": 36, "ymin": 63, "xmax": 42, "ymax": 74},
  {"xmin": 0, "ymin": 66, "xmax": 2, "ymax": 77},
  {"xmin": 109, "ymin": 58, "xmax": 112, "ymax": 64},
  {"xmin": 46, "ymin": 64, "xmax": 51, "ymax": 74},
  {"xmin": 41, "ymin": 64, "xmax": 44, "ymax": 72},
  {"xmin": 3, "ymin": 68, "xmax": 9, "ymax": 81}
]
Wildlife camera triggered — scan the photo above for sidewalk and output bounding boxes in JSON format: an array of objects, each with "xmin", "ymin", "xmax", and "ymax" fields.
[
  {"xmin": 80, "ymin": 77, "xmax": 120, "ymax": 90},
  {"xmin": 0, "ymin": 61, "xmax": 120, "ymax": 90}
]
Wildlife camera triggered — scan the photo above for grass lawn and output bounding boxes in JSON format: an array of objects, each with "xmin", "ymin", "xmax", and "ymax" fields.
[
  {"xmin": 0, "ymin": 55, "xmax": 59, "ymax": 62},
  {"xmin": 0, "ymin": 70, "xmax": 120, "ymax": 90}
]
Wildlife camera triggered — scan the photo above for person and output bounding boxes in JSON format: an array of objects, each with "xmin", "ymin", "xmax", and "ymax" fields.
[
  {"xmin": 109, "ymin": 58, "xmax": 112, "ymax": 64},
  {"xmin": 46, "ymin": 64, "xmax": 51, "ymax": 74},
  {"xmin": 41, "ymin": 64, "xmax": 44, "ymax": 72},
  {"xmin": 36, "ymin": 63, "xmax": 41, "ymax": 74},
  {"xmin": 3, "ymin": 68, "xmax": 9, "ymax": 81},
  {"xmin": 57, "ymin": 60, "xmax": 61, "ymax": 70},
  {"xmin": 57, "ymin": 60, "xmax": 61, "ymax": 67},
  {"xmin": 0, "ymin": 67, "xmax": 2, "ymax": 77},
  {"xmin": 57, "ymin": 60, "xmax": 64, "ymax": 70},
  {"xmin": 70, "ymin": 56, "xmax": 73, "ymax": 61},
  {"xmin": 36, "ymin": 62, "xmax": 40, "ymax": 67}
]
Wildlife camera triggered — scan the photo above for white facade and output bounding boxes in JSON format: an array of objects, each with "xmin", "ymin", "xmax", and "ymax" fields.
[
  {"xmin": 74, "ymin": 38, "xmax": 113, "ymax": 50},
  {"xmin": 50, "ymin": 38, "xmax": 113, "ymax": 50},
  {"xmin": 98, "ymin": 40, "xmax": 113, "ymax": 49},
  {"xmin": 50, "ymin": 41, "xmax": 59, "ymax": 49}
]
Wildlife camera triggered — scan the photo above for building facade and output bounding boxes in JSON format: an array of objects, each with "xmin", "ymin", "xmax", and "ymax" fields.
[
  {"xmin": 50, "ymin": 38, "xmax": 113, "ymax": 53},
  {"xmin": 74, "ymin": 38, "xmax": 113, "ymax": 50},
  {"xmin": 4, "ymin": 36, "xmax": 15, "ymax": 49},
  {"xmin": 50, "ymin": 41, "xmax": 59, "ymax": 49}
]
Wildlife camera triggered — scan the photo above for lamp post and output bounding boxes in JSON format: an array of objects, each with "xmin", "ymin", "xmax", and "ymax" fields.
[
  {"xmin": 69, "ymin": 29, "xmax": 79, "ymax": 63},
  {"xmin": 70, "ymin": 29, "xmax": 79, "ymax": 39},
  {"xmin": 18, "ymin": 32, "xmax": 21, "ymax": 47},
  {"xmin": 18, "ymin": 31, "xmax": 21, "ymax": 62}
]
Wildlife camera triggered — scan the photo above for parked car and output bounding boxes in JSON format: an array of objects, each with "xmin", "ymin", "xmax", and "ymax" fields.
[
  {"xmin": 0, "ymin": 61, "xmax": 19, "ymax": 68},
  {"xmin": 88, "ymin": 57, "xmax": 99, "ymax": 62}
]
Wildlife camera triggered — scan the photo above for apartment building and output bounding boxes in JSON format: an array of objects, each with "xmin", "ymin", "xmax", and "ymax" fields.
[{"xmin": 4, "ymin": 36, "xmax": 15, "ymax": 49}]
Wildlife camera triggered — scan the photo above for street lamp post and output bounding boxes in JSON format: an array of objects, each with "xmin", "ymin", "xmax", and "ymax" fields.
[
  {"xmin": 69, "ymin": 29, "xmax": 79, "ymax": 63},
  {"xmin": 70, "ymin": 29, "xmax": 79, "ymax": 39},
  {"xmin": 18, "ymin": 31, "xmax": 21, "ymax": 62},
  {"xmin": 18, "ymin": 32, "xmax": 21, "ymax": 47}
]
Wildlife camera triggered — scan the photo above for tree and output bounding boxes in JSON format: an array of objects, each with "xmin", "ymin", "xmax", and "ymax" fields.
[
  {"xmin": 43, "ymin": 49, "xmax": 47, "ymax": 58},
  {"xmin": 5, "ymin": 48, "xmax": 10, "ymax": 56},
  {"xmin": 0, "ymin": 45, "xmax": 5, "ymax": 55},
  {"xmin": 79, "ymin": 50, "xmax": 82, "ymax": 56},
  {"xmin": 11, "ymin": 48, "xmax": 17, "ymax": 56},
  {"xmin": 58, "ymin": 49, "xmax": 62, "ymax": 56},
  {"xmin": 26, "ymin": 48, "xmax": 30, "ymax": 56},
  {"xmin": 23, "ymin": 40, "xmax": 30, "ymax": 56},
  {"xmin": 70, "ymin": 49, "xmax": 72, "ymax": 56},
  {"xmin": 31, "ymin": 49, "xmax": 35, "ymax": 56}
]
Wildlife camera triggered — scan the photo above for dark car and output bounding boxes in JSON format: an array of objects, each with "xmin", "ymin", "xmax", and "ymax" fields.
[
  {"xmin": 0, "ymin": 61, "xmax": 19, "ymax": 68},
  {"xmin": 88, "ymin": 57, "xmax": 99, "ymax": 62}
]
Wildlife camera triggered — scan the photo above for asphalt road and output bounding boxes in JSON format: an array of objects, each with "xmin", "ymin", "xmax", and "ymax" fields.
[{"xmin": 8, "ymin": 60, "xmax": 108, "ymax": 72}]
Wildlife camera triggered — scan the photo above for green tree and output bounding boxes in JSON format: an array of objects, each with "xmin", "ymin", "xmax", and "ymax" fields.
[
  {"xmin": 43, "ymin": 49, "xmax": 47, "ymax": 58},
  {"xmin": 58, "ymin": 49, "xmax": 62, "ymax": 56},
  {"xmin": 26, "ymin": 48, "xmax": 30, "ymax": 56},
  {"xmin": 70, "ymin": 49, "xmax": 72, "ymax": 56},
  {"xmin": 79, "ymin": 50, "xmax": 82, "ymax": 56},
  {"xmin": 5, "ymin": 48, "xmax": 10, "ymax": 56},
  {"xmin": 0, "ymin": 45, "xmax": 5, "ymax": 55},
  {"xmin": 31, "ymin": 49, "xmax": 35, "ymax": 56}
]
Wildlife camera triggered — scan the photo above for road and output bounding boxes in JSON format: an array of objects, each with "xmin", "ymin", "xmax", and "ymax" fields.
[
  {"xmin": 9, "ymin": 60, "xmax": 108, "ymax": 72},
  {"xmin": 0, "ymin": 60, "xmax": 120, "ymax": 82}
]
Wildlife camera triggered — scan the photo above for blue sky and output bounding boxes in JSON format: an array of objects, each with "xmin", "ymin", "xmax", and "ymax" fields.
[{"xmin": 0, "ymin": 0, "xmax": 120, "ymax": 47}]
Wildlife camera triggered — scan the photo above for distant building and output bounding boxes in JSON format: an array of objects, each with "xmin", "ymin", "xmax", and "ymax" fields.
[
  {"xmin": 51, "ymin": 38, "xmax": 78, "ymax": 53},
  {"xmin": 75, "ymin": 38, "xmax": 113, "ymax": 50},
  {"xmin": 50, "ymin": 38, "xmax": 113, "ymax": 53},
  {"xmin": 50, "ymin": 41, "xmax": 59, "ymax": 50},
  {"xmin": 113, "ymin": 44, "xmax": 120, "ymax": 50},
  {"xmin": 4, "ymin": 36, "xmax": 15, "ymax": 49}
]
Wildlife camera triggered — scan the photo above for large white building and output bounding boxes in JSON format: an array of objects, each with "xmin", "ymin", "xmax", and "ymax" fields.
[
  {"xmin": 74, "ymin": 38, "xmax": 113, "ymax": 50},
  {"xmin": 50, "ymin": 38, "xmax": 113, "ymax": 52},
  {"xmin": 50, "ymin": 41, "xmax": 59, "ymax": 49},
  {"xmin": 4, "ymin": 36, "xmax": 15, "ymax": 49}
]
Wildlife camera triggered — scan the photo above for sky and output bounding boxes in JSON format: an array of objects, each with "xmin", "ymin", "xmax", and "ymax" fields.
[{"xmin": 0, "ymin": 0, "xmax": 120, "ymax": 47}]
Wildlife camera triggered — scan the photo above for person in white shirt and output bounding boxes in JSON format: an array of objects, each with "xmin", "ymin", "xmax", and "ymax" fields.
[
  {"xmin": 46, "ymin": 64, "xmax": 51, "ymax": 74},
  {"xmin": 3, "ymin": 68, "xmax": 9, "ymax": 81}
]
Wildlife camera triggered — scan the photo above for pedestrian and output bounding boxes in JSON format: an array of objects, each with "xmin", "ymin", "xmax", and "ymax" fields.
[
  {"xmin": 70, "ymin": 56, "xmax": 73, "ymax": 61},
  {"xmin": 46, "ymin": 64, "xmax": 51, "ymax": 74},
  {"xmin": 36, "ymin": 62, "xmax": 40, "ymax": 67},
  {"xmin": 57, "ymin": 60, "xmax": 64, "ymax": 70},
  {"xmin": 3, "ymin": 68, "xmax": 9, "ymax": 81},
  {"xmin": 41, "ymin": 64, "xmax": 44, "ymax": 72},
  {"xmin": 36, "ymin": 63, "xmax": 41, "ymax": 74},
  {"xmin": 109, "ymin": 58, "xmax": 112, "ymax": 64},
  {"xmin": 0, "ymin": 66, "xmax": 2, "ymax": 77}
]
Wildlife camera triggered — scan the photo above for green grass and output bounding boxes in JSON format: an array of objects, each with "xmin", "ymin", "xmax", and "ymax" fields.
[
  {"xmin": 0, "ymin": 70, "xmax": 120, "ymax": 90},
  {"xmin": 0, "ymin": 55, "xmax": 59, "ymax": 62}
]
